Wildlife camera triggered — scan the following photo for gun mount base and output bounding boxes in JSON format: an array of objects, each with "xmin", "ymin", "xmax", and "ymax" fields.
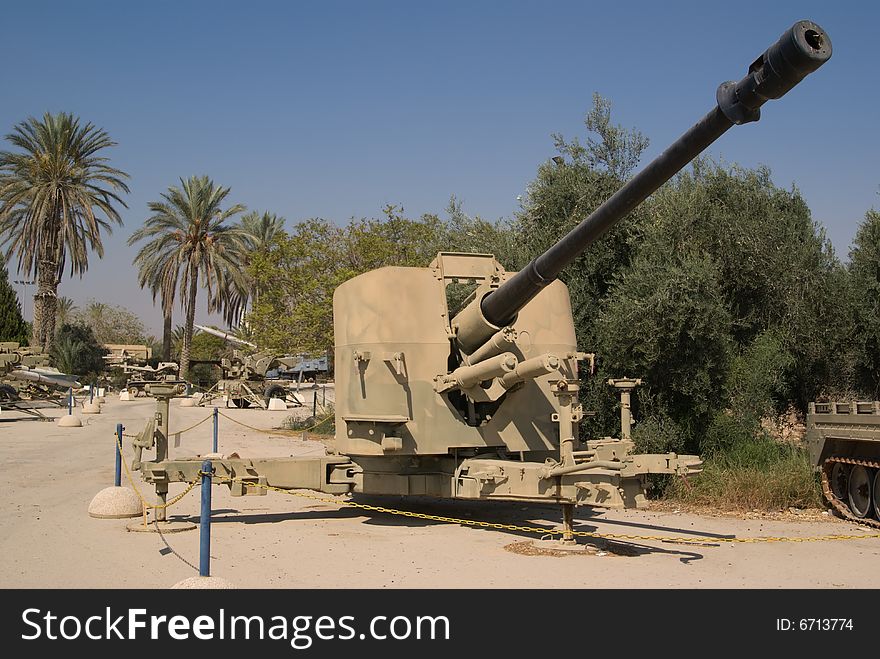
[{"xmin": 138, "ymin": 447, "xmax": 701, "ymax": 512}]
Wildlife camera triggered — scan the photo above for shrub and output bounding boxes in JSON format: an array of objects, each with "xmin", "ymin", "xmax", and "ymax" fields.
[
  {"xmin": 51, "ymin": 323, "xmax": 106, "ymax": 380},
  {"xmin": 282, "ymin": 403, "xmax": 336, "ymax": 435},
  {"xmin": 666, "ymin": 421, "xmax": 822, "ymax": 511}
]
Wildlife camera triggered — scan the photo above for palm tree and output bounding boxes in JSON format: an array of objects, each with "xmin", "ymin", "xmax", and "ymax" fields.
[
  {"xmin": 55, "ymin": 296, "xmax": 76, "ymax": 329},
  {"xmin": 169, "ymin": 325, "xmax": 187, "ymax": 360},
  {"xmin": 129, "ymin": 240, "xmax": 180, "ymax": 361},
  {"xmin": 214, "ymin": 210, "xmax": 284, "ymax": 328},
  {"xmin": 130, "ymin": 176, "xmax": 247, "ymax": 379},
  {"xmin": 84, "ymin": 300, "xmax": 108, "ymax": 329},
  {"xmin": 240, "ymin": 210, "xmax": 285, "ymax": 251},
  {"xmin": 0, "ymin": 112, "xmax": 129, "ymax": 351},
  {"xmin": 51, "ymin": 333, "xmax": 82, "ymax": 376}
]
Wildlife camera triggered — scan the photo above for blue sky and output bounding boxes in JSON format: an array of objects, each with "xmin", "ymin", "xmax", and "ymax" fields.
[{"xmin": 1, "ymin": 1, "xmax": 876, "ymax": 334}]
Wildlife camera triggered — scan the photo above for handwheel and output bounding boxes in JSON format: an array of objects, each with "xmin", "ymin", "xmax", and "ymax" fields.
[
  {"xmin": 847, "ymin": 465, "xmax": 873, "ymax": 518},
  {"xmin": 829, "ymin": 462, "xmax": 850, "ymax": 500}
]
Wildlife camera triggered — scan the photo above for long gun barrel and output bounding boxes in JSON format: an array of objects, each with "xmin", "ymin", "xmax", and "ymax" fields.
[
  {"xmin": 10, "ymin": 368, "xmax": 81, "ymax": 389},
  {"xmin": 476, "ymin": 20, "xmax": 831, "ymax": 332},
  {"xmin": 194, "ymin": 324, "xmax": 257, "ymax": 349}
]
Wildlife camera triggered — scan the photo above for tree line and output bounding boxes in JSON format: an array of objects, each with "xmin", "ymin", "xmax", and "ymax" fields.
[
  {"xmin": 242, "ymin": 96, "xmax": 880, "ymax": 456},
  {"xmin": 0, "ymin": 112, "xmax": 284, "ymax": 379},
  {"xmin": 1, "ymin": 102, "xmax": 879, "ymax": 457}
]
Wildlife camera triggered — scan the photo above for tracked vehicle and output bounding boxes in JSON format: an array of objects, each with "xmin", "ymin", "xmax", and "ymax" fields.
[
  {"xmin": 130, "ymin": 20, "xmax": 832, "ymax": 538},
  {"xmin": 807, "ymin": 401, "xmax": 880, "ymax": 525}
]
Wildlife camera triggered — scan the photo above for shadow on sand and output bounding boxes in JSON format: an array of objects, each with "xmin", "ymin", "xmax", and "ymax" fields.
[{"xmin": 177, "ymin": 494, "xmax": 710, "ymax": 562}]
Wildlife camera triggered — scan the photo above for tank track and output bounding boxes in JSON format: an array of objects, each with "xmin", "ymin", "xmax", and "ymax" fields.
[{"xmin": 820, "ymin": 456, "xmax": 880, "ymax": 530}]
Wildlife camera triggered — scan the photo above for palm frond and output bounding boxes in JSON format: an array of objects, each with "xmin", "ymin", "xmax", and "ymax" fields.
[{"xmin": 0, "ymin": 112, "xmax": 130, "ymax": 280}]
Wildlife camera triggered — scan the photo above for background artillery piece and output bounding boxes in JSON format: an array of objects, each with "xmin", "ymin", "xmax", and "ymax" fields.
[
  {"xmin": 193, "ymin": 324, "xmax": 307, "ymax": 409},
  {"xmin": 122, "ymin": 361, "xmax": 186, "ymax": 397},
  {"xmin": 0, "ymin": 342, "xmax": 80, "ymax": 418}
]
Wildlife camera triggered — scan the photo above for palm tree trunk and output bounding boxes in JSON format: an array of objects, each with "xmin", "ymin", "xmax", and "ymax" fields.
[
  {"xmin": 161, "ymin": 293, "xmax": 173, "ymax": 362},
  {"xmin": 179, "ymin": 265, "xmax": 199, "ymax": 380},
  {"xmin": 32, "ymin": 211, "xmax": 61, "ymax": 353},
  {"xmin": 32, "ymin": 257, "xmax": 57, "ymax": 352}
]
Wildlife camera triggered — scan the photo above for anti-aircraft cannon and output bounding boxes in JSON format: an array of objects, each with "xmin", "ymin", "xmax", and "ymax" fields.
[
  {"xmin": 194, "ymin": 324, "xmax": 305, "ymax": 408},
  {"xmin": 100, "ymin": 343, "xmax": 183, "ymax": 397},
  {"xmin": 132, "ymin": 21, "xmax": 832, "ymax": 537}
]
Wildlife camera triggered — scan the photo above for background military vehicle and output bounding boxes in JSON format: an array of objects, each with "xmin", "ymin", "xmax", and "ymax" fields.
[
  {"xmin": 0, "ymin": 342, "xmax": 78, "ymax": 401},
  {"xmin": 130, "ymin": 21, "xmax": 832, "ymax": 536},
  {"xmin": 270, "ymin": 354, "xmax": 330, "ymax": 385},
  {"xmin": 123, "ymin": 361, "xmax": 186, "ymax": 397},
  {"xmin": 194, "ymin": 324, "xmax": 306, "ymax": 408},
  {"xmin": 0, "ymin": 342, "xmax": 80, "ymax": 418},
  {"xmin": 103, "ymin": 343, "xmax": 155, "ymax": 394},
  {"xmin": 807, "ymin": 401, "xmax": 880, "ymax": 525}
]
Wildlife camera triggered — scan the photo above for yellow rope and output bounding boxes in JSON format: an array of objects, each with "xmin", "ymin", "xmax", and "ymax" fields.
[{"xmin": 122, "ymin": 412, "xmax": 213, "ymax": 438}]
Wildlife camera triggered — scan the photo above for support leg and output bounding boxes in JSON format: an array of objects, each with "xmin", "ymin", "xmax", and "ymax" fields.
[
  {"xmin": 561, "ymin": 503, "xmax": 576, "ymax": 545},
  {"xmin": 155, "ymin": 483, "xmax": 168, "ymax": 522}
]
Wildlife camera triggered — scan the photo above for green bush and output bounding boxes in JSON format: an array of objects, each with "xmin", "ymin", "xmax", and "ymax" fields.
[
  {"xmin": 282, "ymin": 404, "xmax": 336, "ymax": 435},
  {"xmin": 0, "ymin": 256, "xmax": 28, "ymax": 344},
  {"xmin": 631, "ymin": 410, "xmax": 688, "ymax": 455},
  {"xmin": 726, "ymin": 331, "xmax": 794, "ymax": 424},
  {"xmin": 595, "ymin": 251, "xmax": 733, "ymax": 453},
  {"xmin": 666, "ymin": 422, "xmax": 822, "ymax": 511},
  {"xmin": 51, "ymin": 323, "xmax": 106, "ymax": 380}
]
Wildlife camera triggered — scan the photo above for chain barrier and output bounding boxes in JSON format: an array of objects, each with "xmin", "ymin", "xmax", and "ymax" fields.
[
  {"xmin": 112, "ymin": 409, "xmax": 880, "ymax": 546},
  {"xmin": 217, "ymin": 410, "xmax": 334, "ymax": 435},
  {"xmin": 152, "ymin": 519, "xmax": 200, "ymax": 572},
  {"xmin": 114, "ymin": 431, "xmax": 200, "ymax": 513},
  {"xmin": 121, "ymin": 412, "xmax": 213, "ymax": 439},
  {"xmin": 205, "ymin": 474, "xmax": 880, "ymax": 545},
  {"xmin": 171, "ymin": 413, "xmax": 213, "ymax": 437}
]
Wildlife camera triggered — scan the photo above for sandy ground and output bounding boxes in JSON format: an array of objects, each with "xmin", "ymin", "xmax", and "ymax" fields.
[{"xmin": 1, "ymin": 394, "xmax": 879, "ymax": 589}]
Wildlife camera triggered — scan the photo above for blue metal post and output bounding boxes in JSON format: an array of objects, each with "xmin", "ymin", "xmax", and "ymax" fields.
[
  {"xmin": 68, "ymin": 388, "xmax": 73, "ymax": 415},
  {"xmin": 115, "ymin": 423, "xmax": 123, "ymax": 487},
  {"xmin": 89, "ymin": 384, "xmax": 94, "ymax": 403},
  {"xmin": 199, "ymin": 460, "xmax": 213, "ymax": 577},
  {"xmin": 212, "ymin": 407, "xmax": 219, "ymax": 453}
]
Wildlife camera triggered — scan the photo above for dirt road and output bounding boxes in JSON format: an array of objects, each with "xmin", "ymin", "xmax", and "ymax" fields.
[{"xmin": 1, "ymin": 395, "xmax": 878, "ymax": 588}]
